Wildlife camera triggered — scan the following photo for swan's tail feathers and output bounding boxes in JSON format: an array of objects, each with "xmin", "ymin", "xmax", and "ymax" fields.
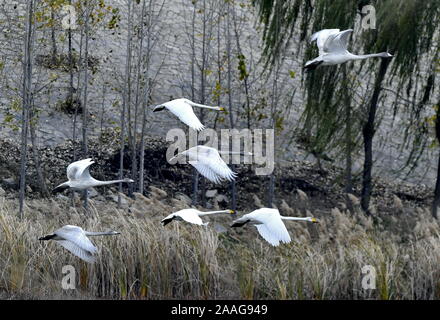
[
  {"xmin": 39, "ymin": 233, "xmax": 56, "ymax": 241},
  {"xmin": 231, "ymin": 218, "xmax": 251, "ymax": 228},
  {"xmin": 52, "ymin": 183, "xmax": 69, "ymax": 194},
  {"xmin": 203, "ymin": 222, "xmax": 210, "ymax": 226},
  {"xmin": 304, "ymin": 60, "xmax": 324, "ymax": 72}
]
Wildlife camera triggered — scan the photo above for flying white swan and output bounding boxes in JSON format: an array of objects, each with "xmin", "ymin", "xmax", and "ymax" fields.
[
  {"xmin": 231, "ymin": 208, "xmax": 318, "ymax": 246},
  {"xmin": 153, "ymin": 98, "xmax": 225, "ymax": 131},
  {"xmin": 39, "ymin": 225, "xmax": 120, "ymax": 263},
  {"xmin": 161, "ymin": 209, "xmax": 235, "ymax": 226},
  {"xmin": 53, "ymin": 158, "xmax": 134, "ymax": 193},
  {"xmin": 169, "ymin": 145, "xmax": 251, "ymax": 184},
  {"xmin": 304, "ymin": 29, "xmax": 393, "ymax": 71}
]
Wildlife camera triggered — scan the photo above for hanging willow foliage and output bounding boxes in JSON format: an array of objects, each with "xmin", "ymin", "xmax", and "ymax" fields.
[{"xmin": 253, "ymin": 0, "xmax": 440, "ymax": 177}]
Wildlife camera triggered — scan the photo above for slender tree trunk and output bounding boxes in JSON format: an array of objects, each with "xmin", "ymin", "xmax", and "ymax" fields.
[
  {"xmin": 226, "ymin": 1, "xmax": 237, "ymax": 211},
  {"xmin": 199, "ymin": 0, "xmax": 208, "ymax": 207},
  {"xmin": 19, "ymin": 0, "xmax": 34, "ymax": 218},
  {"xmin": 139, "ymin": 79, "xmax": 151, "ymax": 195},
  {"xmin": 71, "ymin": 4, "xmax": 84, "ymax": 206},
  {"xmin": 190, "ymin": 3, "xmax": 199, "ymax": 206},
  {"xmin": 50, "ymin": 6, "xmax": 57, "ymax": 64},
  {"xmin": 139, "ymin": 0, "xmax": 153, "ymax": 195},
  {"xmin": 342, "ymin": 64, "xmax": 353, "ymax": 194},
  {"xmin": 232, "ymin": 9, "xmax": 251, "ymax": 129},
  {"xmin": 432, "ymin": 98, "xmax": 440, "ymax": 219},
  {"xmin": 131, "ymin": 0, "xmax": 147, "ymax": 195},
  {"xmin": 126, "ymin": 2, "xmax": 135, "ymax": 199},
  {"xmin": 119, "ymin": 0, "xmax": 133, "ymax": 207},
  {"xmin": 72, "ymin": 13, "xmax": 84, "ymax": 163},
  {"xmin": 29, "ymin": 95, "xmax": 49, "ymax": 197},
  {"xmin": 361, "ymin": 58, "xmax": 390, "ymax": 215},
  {"xmin": 82, "ymin": 2, "xmax": 91, "ymax": 209},
  {"xmin": 68, "ymin": 0, "xmax": 74, "ymax": 121}
]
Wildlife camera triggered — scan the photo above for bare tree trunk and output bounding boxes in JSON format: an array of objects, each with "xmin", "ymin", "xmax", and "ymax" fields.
[
  {"xmin": 190, "ymin": 3, "xmax": 199, "ymax": 206},
  {"xmin": 226, "ymin": 1, "xmax": 237, "ymax": 211},
  {"xmin": 139, "ymin": 0, "xmax": 154, "ymax": 195},
  {"xmin": 72, "ymin": 12, "xmax": 84, "ymax": 163},
  {"xmin": 131, "ymin": 0, "xmax": 147, "ymax": 195},
  {"xmin": 119, "ymin": 0, "xmax": 133, "ymax": 207},
  {"xmin": 67, "ymin": 0, "xmax": 74, "ymax": 123},
  {"xmin": 29, "ymin": 95, "xmax": 49, "ymax": 197},
  {"xmin": 232, "ymin": 8, "xmax": 251, "ymax": 129},
  {"xmin": 50, "ymin": 5, "xmax": 57, "ymax": 64},
  {"xmin": 70, "ymin": 4, "xmax": 84, "ymax": 206},
  {"xmin": 19, "ymin": 0, "xmax": 34, "ymax": 218},
  {"xmin": 139, "ymin": 79, "xmax": 151, "ymax": 195},
  {"xmin": 82, "ymin": 2, "xmax": 91, "ymax": 209},
  {"xmin": 361, "ymin": 58, "xmax": 390, "ymax": 215},
  {"xmin": 432, "ymin": 97, "xmax": 440, "ymax": 219},
  {"xmin": 342, "ymin": 64, "xmax": 353, "ymax": 194},
  {"xmin": 199, "ymin": 0, "xmax": 208, "ymax": 207}
]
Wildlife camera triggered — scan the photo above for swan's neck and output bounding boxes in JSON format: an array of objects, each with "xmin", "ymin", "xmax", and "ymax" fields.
[
  {"xmin": 350, "ymin": 53, "xmax": 386, "ymax": 60},
  {"xmin": 218, "ymin": 151, "xmax": 251, "ymax": 156},
  {"xmin": 85, "ymin": 231, "xmax": 118, "ymax": 237},
  {"xmin": 189, "ymin": 102, "xmax": 221, "ymax": 110},
  {"xmin": 280, "ymin": 216, "xmax": 309, "ymax": 222},
  {"xmin": 198, "ymin": 210, "xmax": 231, "ymax": 216},
  {"xmin": 90, "ymin": 179, "xmax": 129, "ymax": 187}
]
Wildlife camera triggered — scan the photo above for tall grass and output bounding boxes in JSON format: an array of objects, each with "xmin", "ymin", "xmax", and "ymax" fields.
[{"xmin": 0, "ymin": 190, "xmax": 440, "ymax": 299}]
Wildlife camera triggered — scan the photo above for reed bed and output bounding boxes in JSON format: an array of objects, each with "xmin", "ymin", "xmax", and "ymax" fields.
[{"xmin": 0, "ymin": 190, "xmax": 439, "ymax": 300}]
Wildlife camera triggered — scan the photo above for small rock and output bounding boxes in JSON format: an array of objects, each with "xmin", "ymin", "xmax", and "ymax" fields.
[
  {"xmin": 109, "ymin": 194, "xmax": 128, "ymax": 205},
  {"xmin": 149, "ymin": 186, "xmax": 167, "ymax": 199},
  {"xmin": 87, "ymin": 188, "xmax": 99, "ymax": 198},
  {"xmin": 297, "ymin": 189, "xmax": 308, "ymax": 202},
  {"xmin": 213, "ymin": 223, "xmax": 228, "ymax": 233},
  {"xmin": 175, "ymin": 193, "xmax": 192, "ymax": 205},
  {"xmin": 206, "ymin": 189, "xmax": 218, "ymax": 198},
  {"xmin": 56, "ymin": 194, "xmax": 69, "ymax": 201},
  {"xmin": 2, "ymin": 177, "xmax": 15, "ymax": 187},
  {"xmin": 0, "ymin": 187, "xmax": 5, "ymax": 196},
  {"xmin": 393, "ymin": 195, "xmax": 403, "ymax": 211},
  {"xmin": 216, "ymin": 194, "xmax": 228, "ymax": 203}
]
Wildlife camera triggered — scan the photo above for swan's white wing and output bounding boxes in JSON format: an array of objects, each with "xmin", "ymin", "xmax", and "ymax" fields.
[
  {"xmin": 323, "ymin": 29, "xmax": 353, "ymax": 53},
  {"xmin": 190, "ymin": 156, "xmax": 236, "ymax": 183},
  {"xmin": 55, "ymin": 226, "xmax": 98, "ymax": 255},
  {"xmin": 177, "ymin": 209, "xmax": 205, "ymax": 225},
  {"xmin": 67, "ymin": 159, "xmax": 94, "ymax": 181},
  {"xmin": 255, "ymin": 224, "xmax": 281, "ymax": 246},
  {"xmin": 189, "ymin": 161, "xmax": 221, "ymax": 183},
  {"xmin": 251, "ymin": 209, "xmax": 291, "ymax": 246},
  {"xmin": 208, "ymin": 155, "xmax": 237, "ymax": 182},
  {"xmin": 56, "ymin": 240, "xmax": 96, "ymax": 263},
  {"xmin": 186, "ymin": 146, "xmax": 236, "ymax": 183},
  {"xmin": 165, "ymin": 100, "xmax": 205, "ymax": 131},
  {"xmin": 311, "ymin": 29, "xmax": 340, "ymax": 55}
]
